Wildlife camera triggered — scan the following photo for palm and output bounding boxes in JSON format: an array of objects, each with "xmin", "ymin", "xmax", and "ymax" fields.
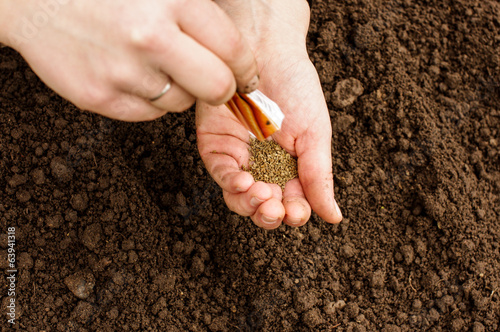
[{"xmin": 196, "ymin": 2, "xmax": 342, "ymax": 229}]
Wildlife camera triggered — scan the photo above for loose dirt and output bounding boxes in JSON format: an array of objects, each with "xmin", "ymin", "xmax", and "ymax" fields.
[{"xmin": 1, "ymin": 0, "xmax": 499, "ymax": 331}]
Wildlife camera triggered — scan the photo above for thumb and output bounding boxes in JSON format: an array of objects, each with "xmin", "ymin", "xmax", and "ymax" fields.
[{"xmin": 295, "ymin": 129, "xmax": 342, "ymax": 223}]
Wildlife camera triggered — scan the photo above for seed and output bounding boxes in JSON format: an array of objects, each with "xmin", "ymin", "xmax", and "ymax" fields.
[{"xmin": 247, "ymin": 138, "xmax": 298, "ymax": 190}]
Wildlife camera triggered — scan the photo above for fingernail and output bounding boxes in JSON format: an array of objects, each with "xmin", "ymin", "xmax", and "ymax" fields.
[
  {"xmin": 287, "ymin": 217, "xmax": 302, "ymax": 226},
  {"xmin": 334, "ymin": 199, "xmax": 343, "ymax": 219},
  {"xmin": 235, "ymin": 187, "xmax": 245, "ymax": 193},
  {"xmin": 250, "ymin": 196, "xmax": 264, "ymax": 208},
  {"xmin": 261, "ymin": 215, "xmax": 278, "ymax": 225},
  {"xmin": 240, "ymin": 74, "xmax": 259, "ymax": 94}
]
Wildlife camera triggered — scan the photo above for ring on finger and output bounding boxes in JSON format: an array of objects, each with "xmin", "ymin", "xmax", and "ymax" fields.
[{"xmin": 149, "ymin": 78, "xmax": 172, "ymax": 102}]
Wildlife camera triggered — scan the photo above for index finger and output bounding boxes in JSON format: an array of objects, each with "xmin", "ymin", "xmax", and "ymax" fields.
[{"xmin": 177, "ymin": 0, "xmax": 259, "ymax": 94}]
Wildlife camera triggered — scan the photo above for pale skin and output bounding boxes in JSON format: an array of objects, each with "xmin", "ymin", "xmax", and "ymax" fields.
[
  {"xmin": 198, "ymin": 0, "xmax": 342, "ymax": 229},
  {"xmin": 0, "ymin": 0, "xmax": 342, "ymax": 229},
  {"xmin": 0, "ymin": 0, "xmax": 259, "ymax": 120}
]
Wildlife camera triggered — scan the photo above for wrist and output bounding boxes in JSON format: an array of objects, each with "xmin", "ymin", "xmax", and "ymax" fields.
[
  {"xmin": 0, "ymin": 0, "xmax": 41, "ymax": 50},
  {"xmin": 216, "ymin": 0, "xmax": 310, "ymax": 52},
  {"xmin": 0, "ymin": 0, "xmax": 12, "ymax": 46}
]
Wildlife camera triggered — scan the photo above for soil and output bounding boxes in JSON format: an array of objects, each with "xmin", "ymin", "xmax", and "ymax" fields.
[{"xmin": 1, "ymin": 0, "xmax": 499, "ymax": 331}]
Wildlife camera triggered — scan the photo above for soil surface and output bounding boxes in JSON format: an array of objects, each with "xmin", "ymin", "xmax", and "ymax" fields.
[{"xmin": 1, "ymin": 0, "xmax": 499, "ymax": 331}]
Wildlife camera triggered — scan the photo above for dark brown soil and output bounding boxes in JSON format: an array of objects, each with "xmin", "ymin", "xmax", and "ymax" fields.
[{"xmin": 1, "ymin": 0, "xmax": 499, "ymax": 330}]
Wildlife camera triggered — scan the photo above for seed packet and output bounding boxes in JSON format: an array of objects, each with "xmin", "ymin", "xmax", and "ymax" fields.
[{"xmin": 225, "ymin": 90, "xmax": 285, "ymax": 141}]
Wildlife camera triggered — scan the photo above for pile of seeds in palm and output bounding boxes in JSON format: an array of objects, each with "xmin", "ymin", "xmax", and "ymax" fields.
[{"xmin": 247, "ymin": 138, "xmax": 298, "ymax": 190}]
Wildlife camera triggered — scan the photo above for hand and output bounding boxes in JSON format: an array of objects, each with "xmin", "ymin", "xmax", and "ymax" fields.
[
  {"xmin": 0, "ymin": 0, "xmax": 259, "ymax": 121},
  {"xmin": 196, "ymin": 0, "xmax": 342, "ymax": 229}
]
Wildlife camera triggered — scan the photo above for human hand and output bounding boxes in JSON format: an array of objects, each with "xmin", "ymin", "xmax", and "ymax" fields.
[
  {"xmin": 196, "ymin": 0, "xmax": 342, "ymax": 229},
  {"xmin": 0, "ymin": 0, "xmax": 259, "ymax": 121}
]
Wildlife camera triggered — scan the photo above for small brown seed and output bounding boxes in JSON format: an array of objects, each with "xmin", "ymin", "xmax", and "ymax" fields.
[{"xmin": 248, "ymin": 138, "xmax": 298, "ymax": 190}]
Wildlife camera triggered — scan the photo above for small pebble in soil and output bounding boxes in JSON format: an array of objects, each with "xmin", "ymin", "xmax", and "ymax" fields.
[
  {"xmin": 247, "ymin": 138, "xmax": 298, "ymax": 190},
  {"xmin": 45, "ymin": 214, "xmax": 64, "ymax": 228},
  {"xmin": 31, "ymin": 168, "xmax": 45, "ymax": 185},
  {"xmin": 82, "ymin": 223, "xmax": 102, "ymax": 251},
  {"xmin": 50, "ymin": 157, "xmax": 73, "ymax": 182},
  {"xmin": 18, "ymin": 252, "xmax": 33, "ymax": 269},
  {"xmin": 331, "ymin": 78, "xmax": 364, "ymax": 108},
  {"xmin": 71, "ymin": 301, "xmax": 96, "ymax": 324},
  {"xmin": 64, "ymin": 270, "xmax": 95, "ymax": 300},
  {"xmin": 302, "ymin": 308, "xmax": 324, "ymax": 327},
  {"xmin": 70, "ymin": 193, "xmax": 89, "ymax": 212}
]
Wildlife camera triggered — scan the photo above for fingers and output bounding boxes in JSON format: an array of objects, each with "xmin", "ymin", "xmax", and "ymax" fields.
[
  {"xmin": 282, "ymin": 178, "xmax": 311, "ymax": 227},
  {"xmin": 202, "ymin": 142, "xmax": 286, "ymax": 229},
  {"xmin": 251, "ymin": 197, "xmax": 286, "ymax": 230},
  {"xmin": 150, "ymin": 29, "xmax": 237, "ymax": 105},
  {"xmin": 197, "ymin": 132, "xmax": 251, "ymax": 186},
  {"xmin": 251, "ymin": 184, "xmax": 285, "ymax": 229},
  {"xmin": 148, "ymin": 82, "xmax": 195, "ymax": 113},
  {"xmin": 210, "ymin": 159, "xmax": 254, "ymax": 193},
  {"xmin": 296, "ymin": 129, "xmax": 343, "ymax": 224},
  {"xmin": 221, "ymin": 172, "xmax": 313, "ymax": 229},
  {"xmin": 121, "ymin": 74, "xmax": 196, "ymax": 114},
  {"xmin": 223, "ymin": 181, "xmax": 273, "ymax": 216},
  {"xmin": 222, "ymin": 182, "xmax": 284, "ymax": 230},
  {"xmin": 112, "ymin": 0, "xmax": 259, "ymax": 118},
  {"xmin": 91, "ymin": 92, "xmax": 167, "ymax": 122},
  {"xmin": 177, "ymin": 0, "xmax": 259, "ymax": 94}
]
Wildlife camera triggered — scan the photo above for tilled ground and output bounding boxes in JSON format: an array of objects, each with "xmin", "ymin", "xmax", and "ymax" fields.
[{"xmin": 1, "ymin": 0, "xmax": 499, "ymax": 331}]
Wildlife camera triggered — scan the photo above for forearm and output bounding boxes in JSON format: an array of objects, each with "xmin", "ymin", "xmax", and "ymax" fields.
[
  {"xmin": 215, "ymin": 0, "xmax": 310, "ymax": 52},
  {"xmin": 0, "ymin": 0, "xmax": 57, "ymax": 49},
  {"xmin": 0, "ymin": 0, "xmax": 13, "ymax": 46}
]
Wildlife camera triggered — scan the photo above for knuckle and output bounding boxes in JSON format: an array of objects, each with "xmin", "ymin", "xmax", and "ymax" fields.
[
  {"xmin": 109, "ymin": 64, "xmax": 137, "ymax": 89},
  {"xmin": 224, "ymin": 32, "xmax": 245, "ymax": 60},
  {"xmin": 233, "ymin": 199, "xmax": 251, "ymax": 217},
  {"xmin": 74, "ymin": 86, "xmax": 113, "ymax": 111},
  {"xmin": 107, "ymin": 95, "xmax": 148, "ymax": 121},
  {"xmin": 129, "ymin": 25, "xmax": 175, "ymax": 54},
  {"xmin": 168, "ymin": 96, "xmax": 195, "ymax": 113},
  {"xmin": 207, "ymin": 71, "xmax": 235, "ymax": 104},
  {"xmin": 141, "ymin": 110, "xmax": 168, "ymax": 122}
]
